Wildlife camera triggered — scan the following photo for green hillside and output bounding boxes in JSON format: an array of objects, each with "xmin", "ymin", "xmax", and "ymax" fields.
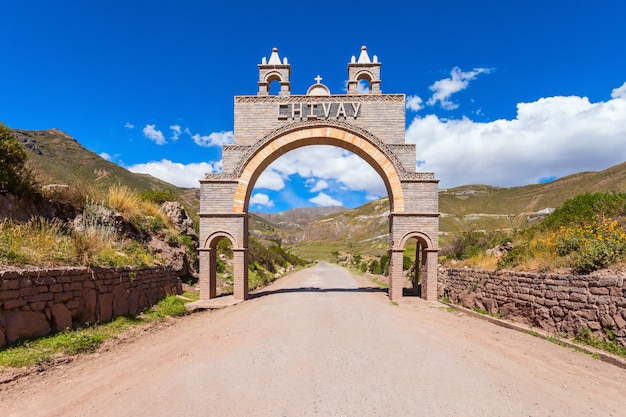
[
  {"xmin": 261, "ymin": 162, "xmax": 626, "ymax": 262},
  {"xmin": 13, "ymin": 129, "xmax": 187, "ymax": 198}
]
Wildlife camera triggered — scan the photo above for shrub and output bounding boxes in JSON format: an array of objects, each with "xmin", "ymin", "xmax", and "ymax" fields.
[
  {"xmin": 0, "ymin": 123, "xmax": 38, "ymax": 194},
  {"xmin": 139, "ymin": 189, "xmax": 176, "ymax": 204},
  {"xmin": 541, "ymin": 193, "xmax": 626, "ymax": 230},
  {"xmin": 540, "ymin": 218, "xmax": 626, "ymax": 273}
]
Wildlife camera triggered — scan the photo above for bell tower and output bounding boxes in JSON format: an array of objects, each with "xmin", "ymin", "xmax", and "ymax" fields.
[
  {"xmin": 347, "ymin": 45, "xmax": 382, "ymax": 95},
  {"xmin": 257, "ymin": 47, "xmax": 291, "ymax": 96}
]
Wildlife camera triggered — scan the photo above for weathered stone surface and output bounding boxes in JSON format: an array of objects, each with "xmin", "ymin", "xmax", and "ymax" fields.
[
  {"xmin": 98, "ymin": 293, "xmax": 113, "ymax": 322},
  {"xmin": 51, "ymin": 303, "xmax": 73, "ymax": 331},
  {"xmin": 458, "ymin": 291, "xmax": 476, "ymax": 309},
  {"xmin": 4, "ymin": 311, "xmax": 51, "ymax": 344},
  {"xmin": 1, "ymin": 266, "xmax": 181, "ymax": 344},
  {"xmin": 80, "ymin": 288, "xmax": 97, "ymax": 323},
  {"xmin": 439, "ymin": 268, "xmax": 626, "ymax": 347},
  {"xmin": 128, "ymin": 290, "xmax": 140, "ymax": 315},
  {"xmin": 112, "ymin": 285, "xmax": 129, "ymax": 317}
]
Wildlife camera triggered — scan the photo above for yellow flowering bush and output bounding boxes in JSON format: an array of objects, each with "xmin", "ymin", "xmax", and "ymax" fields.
[{"xmin": 541, "ymin": 218, "xmax": 626, "ymax": 273}]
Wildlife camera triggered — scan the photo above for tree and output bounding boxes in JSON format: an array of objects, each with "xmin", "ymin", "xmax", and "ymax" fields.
[{"xmin": 0, "ymin": 123, "xmax": 35, "ymax": 193}]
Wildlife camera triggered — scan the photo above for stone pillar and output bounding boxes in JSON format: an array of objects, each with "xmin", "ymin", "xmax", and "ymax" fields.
[
  {"xmin": 422, "ymin": 249, "xmax": 439, "ymax": 300},
  {"xmin": 198, "ymin": 249, "xmax": 216, "ymax": 300},
  {"xmin": 388, "ymin": 249, "xmax": 404, "ymax": 302},
  {"xmin": 233, "ymin": 248, "xmax": 249, "ymax": 300}
]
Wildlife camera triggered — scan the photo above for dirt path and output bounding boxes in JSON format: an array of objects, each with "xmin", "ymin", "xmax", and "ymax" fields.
[{"xmin": 2, "ymin": 262, "xmax": 625, "ymax": 416}]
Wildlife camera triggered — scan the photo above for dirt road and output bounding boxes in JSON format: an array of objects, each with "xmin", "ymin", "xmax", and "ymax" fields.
[{"xmin": 2, "ymin": 262, "xmax": 625, "ymax": 416}]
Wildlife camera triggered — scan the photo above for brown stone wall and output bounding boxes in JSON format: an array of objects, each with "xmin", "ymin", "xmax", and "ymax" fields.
[
  {"xmin": 438, "ymin": 268, "xmax": 626, "ymax": 347},
  {"xmin": 0, "ymin": 266, "xmax": 182, "ymax": 347}
]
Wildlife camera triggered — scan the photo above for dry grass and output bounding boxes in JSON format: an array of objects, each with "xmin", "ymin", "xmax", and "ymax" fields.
[
  {"xmin": 0, "ymin": 217, "xmax": 74, "ymax": 266},
  {"xmin": 443, "ymin": 253, "xmax": 498, "ymax": 270},
  {"xmin": 107, "ymin": 185, "xmax": 142, "ymax": 220}
]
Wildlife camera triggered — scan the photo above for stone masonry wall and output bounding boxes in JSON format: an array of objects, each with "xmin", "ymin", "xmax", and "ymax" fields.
[
  {"xmin": 0, "ymin": 266, "xmax": 182, "ymax": 348},
  {"xmin": 438, "ymin": 268, "xmax": 626, "ymax": 348}
]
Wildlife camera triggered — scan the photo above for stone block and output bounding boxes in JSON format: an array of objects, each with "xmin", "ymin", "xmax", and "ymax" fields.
[
  {"xmin": 589, "ymin": 287, "xmax": 609, "ymax": 295},
  {"xmin": 0, "ymin": 289, "xmax": 19, "ymax": 300},
  {"xmin": 50, "ymin": 284, "xmax": 63, "ymax": 293},
  {"xmin": 54, "ymin": 292, "xmax": 74, "ymax": 303},
  {"xmin": 1, "ymin": 279, "xmax": 19, "ymax": 291},
  {"xmin": 3, "ymin": 298, "xmax": 26, "ymax": 310},
  {"xmin": 30, "ymin": 301, "xmax": 47, "ymax": 311},
  {"xmin": 51, "ymin": 303, "xmax": 73, "ymax": 331},
  {"xmin": 458, "ymin": 291, "xmax": 476, "ymax": 309},
  {"xmin": 98, "ymin": 293, "xmax": 113, "ymax": 322},
  {"xmin": 80, "ymin": 288, "xmax": 97, "ymax": 323},
  {"xmin": 30, "ymin": 293, "xmax": 54, "ymax": 302},
  {"xmin": 112, "ymin": 285, "xmax": 129, "ymax": 317},
  {"xmin": 4, "ymin": 311, "xmax": 51, "ymax": 344}
]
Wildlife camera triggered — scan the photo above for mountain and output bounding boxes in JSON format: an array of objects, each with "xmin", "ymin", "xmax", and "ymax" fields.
[
  {"xmin": 13, "ymin": 128, "xmax": 626, "ymax": 262},
  {"xmin": 257, "ymin": 162, "xmax": 626, "ymax": 261},
  {"xmin": 12, "ymin": 128, "xmax": 200, "ymax": 213}
]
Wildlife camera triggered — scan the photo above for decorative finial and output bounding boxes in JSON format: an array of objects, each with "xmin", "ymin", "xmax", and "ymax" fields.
[
  {"xmin": 268, "ymin": 47, "xmax": 282, "ymax": 65},
  {"xmin": 314, "ymin": 75, "xmax": 323, "ymax": 84},
  {"xmin": 357, "ymin": 46, "xmax": 371, "ymax": 64}
]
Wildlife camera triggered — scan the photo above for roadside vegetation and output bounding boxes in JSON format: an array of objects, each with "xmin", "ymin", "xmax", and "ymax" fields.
[
  {"xmin": 0, "ymin": 186, "xmax": 182, "ymax": 268},
  {"xmin": 440, "ymin": 192, "xmax": 626, "ymax": 273}
]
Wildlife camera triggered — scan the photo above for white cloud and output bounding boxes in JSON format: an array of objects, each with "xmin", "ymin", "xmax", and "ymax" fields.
[
  {"xmin": 309, "ymin": 192, "xmax": 342, "ymax": 207},
  {"xmin": 99, "ymin": 152, "xmax": 112, "ymax": 161},
  {"xmin": 124, "ymin": 122, "xmax": 135, "ymax": 129},
  {"xmin": 170, "ymin": 125, "xmax": 182, "ymax": 141},
  {"xmin": 255, "ymin": 169, "xmax": 286, "ymax": 190},
  {"xmin": 185, "ymin": 128, "xmax": 234, "ymax": 147},
  {"xmin": 427, "ymin": 67, "xmax": 492, "ymax": 110},
  {"xmin": 143, "ymin": 124, "xmax": 166, "ymax": 145},
  {"xmin": 406, "ymin": 85, "xmax": 626, "ymax": 188},
  {"xmin": 309, "ymin": 179, "xmax": 328, "ymax": 193},
  {"xmin": 406, "ymin": 95, "xmax": 424, "ymax": 112},
  {"xmin": 357, "ymin": 80, "xmax": 370, "ymax": 94},
  {"xmin": 250, "ymin": 193, "xmax": 274, "ymax": 207},
  {"xmin": 265, "ymin": 146, "xmax": 386, "ymax": 197},
  {"xmin": 127, "ymin": 159, "xmax": 219, "ymax": 188},
  {"xmin": 611, "ymin": 81, "xmax": 626, "ymax": 99}
]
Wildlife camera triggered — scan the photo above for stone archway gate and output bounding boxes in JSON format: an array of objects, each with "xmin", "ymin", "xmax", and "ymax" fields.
[{"xmin": 199, "ymin": 46, "xmax": 439, "ymax": 302}]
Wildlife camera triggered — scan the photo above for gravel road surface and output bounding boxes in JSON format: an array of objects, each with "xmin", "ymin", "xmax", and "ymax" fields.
[{"xmin": 2, "ymin": 262, "xmax": 625, "ymax": 416}]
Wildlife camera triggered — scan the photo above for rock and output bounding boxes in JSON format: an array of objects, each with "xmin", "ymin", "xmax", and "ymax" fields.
[
  {"xmin": 72, "ymin": 204, "xmax": 125, "ymax": 236},
  {"xmin": 5, "ymin": 311, "xmax": 51, "ymax": 344},
  {"xmin": 98, "ymin": 293, "xmax": 113, "ymax": 322},
  {"xmin": 459, "ymin": 291, "xmax": 476, "ymax": 309},
  {"xmin": 148, "ymin": 236, "xmax": 189, "ymax": 277},
  {"xmin": 486, "ymin": 242, "xmax": 515, "ymax": 258},
  {"xmin": 80, "ymin": 288, "xmax": 97, "ymax": 323},
  {"xmin": 51, "ymin": 303, "xmax": 73, "ymax": 331},
  {"xmin": 112, "ymin": 285, "xmax": 129, "ymax": 317},
  {"xmin": 0, "ymin": 328, "xmax": 6, "ymax": 348},
  {"xmin": 161, "ymin": 201, "xmax": 197, "ymax": 238}
]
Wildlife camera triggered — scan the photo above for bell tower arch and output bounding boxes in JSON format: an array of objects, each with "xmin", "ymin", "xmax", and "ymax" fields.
[
  {"xmin": 199, "ymin": 46, "xmax": 439, "ymax": 302},
  {"xmin": 257, "ymin": 48, "xmax": 291, "ymax": 96}
]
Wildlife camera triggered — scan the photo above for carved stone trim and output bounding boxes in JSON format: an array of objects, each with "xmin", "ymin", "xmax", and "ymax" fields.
[
  {"xmin": 201, "ymin": 173, "xmax": 237, "ymax": 181},
  {"xmin": 400, "ymin": 172, "xmax": 436, "ymax": 180},
  {"xmin": 222, "ymin": 145, "xmax": 250, "ymax": 152},
  {"xmin": 235, "ymin": 94, "xmax": 404, "ymax": 104},
  {"xmin": 232, "ymin": 119, "xmax": 408, "ymax": 177}
]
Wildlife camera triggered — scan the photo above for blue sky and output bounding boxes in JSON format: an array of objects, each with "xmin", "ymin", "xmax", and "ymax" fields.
[{"xmin": 2, "ymin": 1, "xmax": 626, "ymax": 213}]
